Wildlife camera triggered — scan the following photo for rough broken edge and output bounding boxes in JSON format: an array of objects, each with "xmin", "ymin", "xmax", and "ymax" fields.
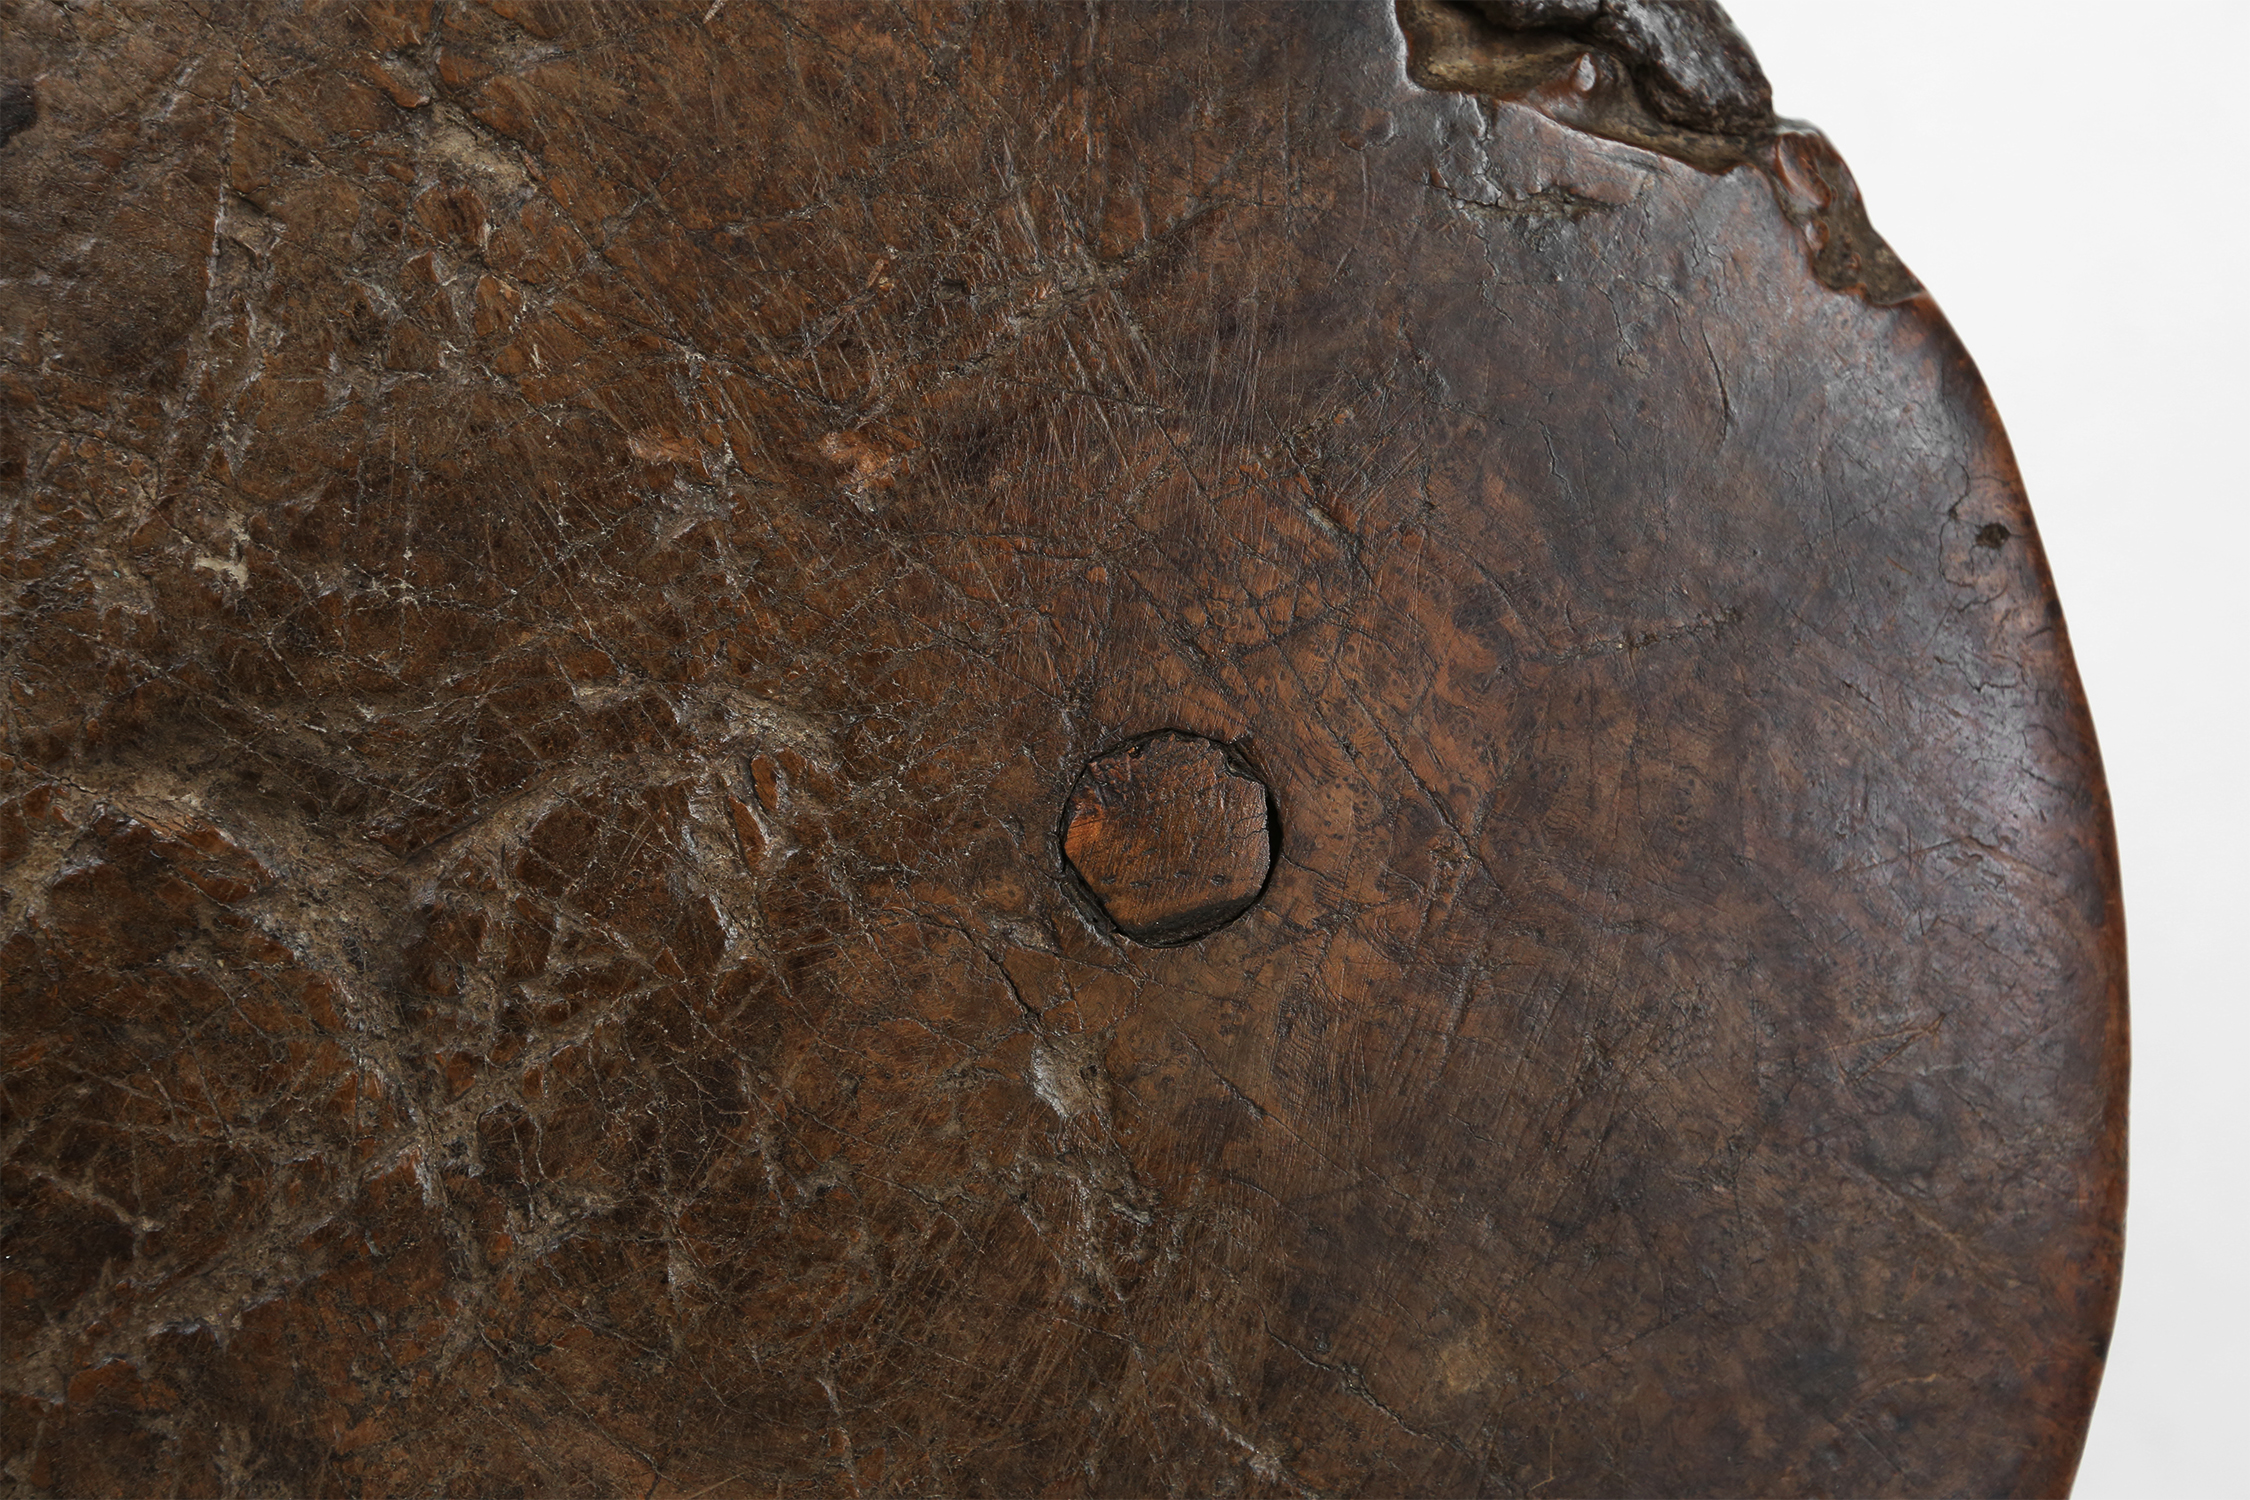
[{"xmin": 1397, "ymin": 0, "xmax": 1923, "ymax": 306}]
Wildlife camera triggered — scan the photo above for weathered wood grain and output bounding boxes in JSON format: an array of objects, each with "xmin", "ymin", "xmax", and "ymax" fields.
[
  {"xmin": 0, "ymin": 1, "xmax": 2124, "ymax": 1495},
  {"xmin": 1062, "ymin": 731, "xmax": 1275, "ymax": 946}
]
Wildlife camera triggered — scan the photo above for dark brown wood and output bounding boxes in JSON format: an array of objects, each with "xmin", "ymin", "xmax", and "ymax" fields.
[
  {"xmin": 1062, "ymin": 731, "xmax": 1275, "ymax": 946},
  {"xmin": 0, "ymin": 2, "xmax": 2125, "ymax": 1496},
  {"xmin": 1465, "ymin": 1, "xmax": 1774, "ymax": 135}
]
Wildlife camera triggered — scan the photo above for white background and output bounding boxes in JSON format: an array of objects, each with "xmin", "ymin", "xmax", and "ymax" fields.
[{"xmin": 1718, "ymin": 3, "xmax": 2250, "ymax": 1495}]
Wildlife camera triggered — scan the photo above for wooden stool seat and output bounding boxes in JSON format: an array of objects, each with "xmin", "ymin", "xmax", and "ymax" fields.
[{"xmin": 0, "ymin": 3, "xmax": 2123, "ymax": 1493}]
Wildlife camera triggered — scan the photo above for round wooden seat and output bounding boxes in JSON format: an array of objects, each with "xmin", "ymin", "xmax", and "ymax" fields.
[{"xmin": 0, "ymin": 2, "xmax": 2122, "ymax": 1493}]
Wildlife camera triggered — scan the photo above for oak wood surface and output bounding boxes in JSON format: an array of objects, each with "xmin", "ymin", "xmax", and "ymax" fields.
[{"xmin": 0, "ymin": 2, "xmax": 2124, "ymax": 1495}]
